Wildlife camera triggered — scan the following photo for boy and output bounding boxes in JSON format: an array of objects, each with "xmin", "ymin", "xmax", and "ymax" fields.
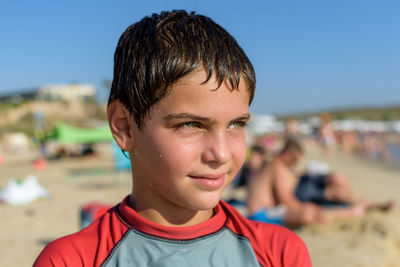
[{"xmin": 34, "ymin": 10, "xmax": 311, "ymax": 266}]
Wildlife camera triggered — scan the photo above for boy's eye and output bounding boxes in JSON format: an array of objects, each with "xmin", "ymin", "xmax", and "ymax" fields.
[
  {"xmin": 179, "ymin": 121, "xmax": 202, "ymax": 129},
  {"xmin": 229, "ymin": 121, "xmax": 248, "ymax": 129}
]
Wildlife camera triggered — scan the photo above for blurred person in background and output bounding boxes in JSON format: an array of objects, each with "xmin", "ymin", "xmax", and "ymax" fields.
[
  {"xmin": 234, "ymin": 145, "xmax": 267, "ymax": 188},
  {"xmin": 318, "ymin": 113, "xmax": 337, "ymax": 154},
  {"xmin": 283, "ymin": 118, "xmax": 301, "ymax": 141},
  {"xmin": 247, "ymin": 138, "xmax": 393, "ymax": 228}
]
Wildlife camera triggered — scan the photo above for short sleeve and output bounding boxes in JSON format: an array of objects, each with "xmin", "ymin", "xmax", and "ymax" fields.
[{"xmin": 280, "ymin": 230, "xmax": 312, "ymax": 266}]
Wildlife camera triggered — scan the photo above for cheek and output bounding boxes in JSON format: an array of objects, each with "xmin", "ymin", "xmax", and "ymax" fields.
[
  {"xmin": 155, "ymin": 139, "xmax": 200, "ymax": 173},
  {"xmin": 231, "ymin": 136, "xmax": 248, "ymax": 168}
]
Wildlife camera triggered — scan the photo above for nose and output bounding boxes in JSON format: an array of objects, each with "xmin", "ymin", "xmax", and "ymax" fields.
[{"xmin": 201, "ymin": 131, "xmax": 232, "ymax": 165}]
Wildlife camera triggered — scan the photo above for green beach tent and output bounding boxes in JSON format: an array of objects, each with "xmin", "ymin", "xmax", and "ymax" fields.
[{"xmin": 47, "ymin": 123, "xmax": 113, "ymax": 144}]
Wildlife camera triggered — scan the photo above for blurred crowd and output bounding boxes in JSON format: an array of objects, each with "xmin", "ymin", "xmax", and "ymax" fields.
[
  {"xmin": 225, "ymin": 114, "xmax": 397, "ymax": 228},
  {"xmin": 248, "ymin": 114, "xmax": 400, "ymax": 164}
]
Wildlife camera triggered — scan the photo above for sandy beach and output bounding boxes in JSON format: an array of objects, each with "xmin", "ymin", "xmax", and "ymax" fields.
[
  {"xmin": 0, "ymin": 143, "xmax": 132, "ymax": 267},
  {"xmin": 0, "ymin": 142, "xmax": 399, "ymax": 266},
  {"xmin": 297, "ymin": 143, "xmax": 400, "ymax": 266}
]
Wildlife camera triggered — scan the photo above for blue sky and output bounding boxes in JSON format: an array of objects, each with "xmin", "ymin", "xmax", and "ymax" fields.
[{"xmin": 1, "ymin": 1, "xmax": 399, "ymax": 115}]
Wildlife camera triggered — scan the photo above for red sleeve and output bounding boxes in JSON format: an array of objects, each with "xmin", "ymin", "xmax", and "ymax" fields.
[
  {"xmin": 246, "ymin": 221, "xmax": 312, "ymax": 267},
  {"xmin": 33, "ymin": 207, "xmax": 129, "ymax": 267},
  {"xmin": 273, "ymin": 225, "xmax": 312, "ymax": 266},
  {"xmin": 33, "ymin": 236, "xmax": 87, "ymax": 267}
]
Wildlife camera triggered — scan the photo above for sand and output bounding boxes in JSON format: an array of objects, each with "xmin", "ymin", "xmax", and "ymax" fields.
[
  {"xmin": 296, "ymin": 144, "xmax": 400, "ymax": 266},
  {"xmin": 0, "ymin": 143, "xmax": 132, "ymax": 267},
  {"xmin": 0, "ymin": 142, "xmax": 399, "ymax": 266}
]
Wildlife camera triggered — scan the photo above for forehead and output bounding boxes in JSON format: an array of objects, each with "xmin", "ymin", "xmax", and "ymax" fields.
[
  {"xmin": 151, "ymin": 69, "xmax": 250, "ymax": 118},
  {"xmin": 171, "ymin": 68, "xmax": 249, "ymax": 95}
]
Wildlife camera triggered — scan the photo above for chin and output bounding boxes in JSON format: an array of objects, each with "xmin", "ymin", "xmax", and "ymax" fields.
[{"xmin": 188, "ymin": 193, "xmax": 222, "ymax": 211}]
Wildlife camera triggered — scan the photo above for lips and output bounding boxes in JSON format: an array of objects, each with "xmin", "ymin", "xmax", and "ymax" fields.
[
  {"xmin": 189, "ymin": 173, "xmax": 226, "ymax": 179},
  {"xmin": 188, "ymin": 173, "xmax": 226, "ymax": 190}
]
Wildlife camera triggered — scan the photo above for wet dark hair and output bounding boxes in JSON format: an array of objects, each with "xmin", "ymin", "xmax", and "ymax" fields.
[
  {"xmin": 281, "ymin": 138, "xmax": 303, "ymax": 154},
  {"xmin": 108, "ymin": 10, "xmax": 256, "ymax": 128}
]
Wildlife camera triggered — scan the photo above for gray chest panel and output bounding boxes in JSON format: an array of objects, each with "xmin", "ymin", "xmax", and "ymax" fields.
[{"xmin": 102, "ymin": 228, "xmax": 261, "ymax": 267}]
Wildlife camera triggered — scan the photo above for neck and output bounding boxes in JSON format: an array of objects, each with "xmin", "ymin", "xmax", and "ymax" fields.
[{"xmin": 128, "ymin": 195, "xmax": 214, "ymax": 227}]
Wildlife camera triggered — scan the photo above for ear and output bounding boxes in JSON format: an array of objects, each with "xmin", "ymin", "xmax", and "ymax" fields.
[{"xmin": 107, "ymin": 100, "xmax": 135, "ymax": 151}]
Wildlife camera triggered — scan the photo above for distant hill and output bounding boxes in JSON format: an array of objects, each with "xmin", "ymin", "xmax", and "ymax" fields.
[
  {"xmin": 0, "ymin": 100, "xmax": 107, "ymax": 137},
  {"xmin": 279, "ymin": 104, "xmax": 400, "ymax": 121}
]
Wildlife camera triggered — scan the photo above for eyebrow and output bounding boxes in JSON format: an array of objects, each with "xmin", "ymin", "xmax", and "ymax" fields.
[
  {"xmin": 163, "ymin": 113, "xmax": 251, "ymax": 124},
  {"xmin": 232, "ymin": 113, "xmax": 251, "ymax": 122},
  {"xmin": 163, "ymin": 113, "xmax": 211, "ymax": 123}
]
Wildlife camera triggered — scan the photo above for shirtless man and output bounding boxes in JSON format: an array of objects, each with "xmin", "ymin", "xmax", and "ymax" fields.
[{"xmin": 247, "ymin": 139, "xmax": 370, "ymax": 227}]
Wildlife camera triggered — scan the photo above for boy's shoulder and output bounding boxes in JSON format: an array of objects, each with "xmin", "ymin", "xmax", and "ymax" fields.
[{"xmin": 33, "ymin": 204, "xmax": 128, "ymax": 267}]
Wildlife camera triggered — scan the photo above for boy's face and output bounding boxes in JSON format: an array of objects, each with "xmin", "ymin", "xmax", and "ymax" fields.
[{"xmin": 128, "ymin": 69, "xmax": 250, "ymax": 217}]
